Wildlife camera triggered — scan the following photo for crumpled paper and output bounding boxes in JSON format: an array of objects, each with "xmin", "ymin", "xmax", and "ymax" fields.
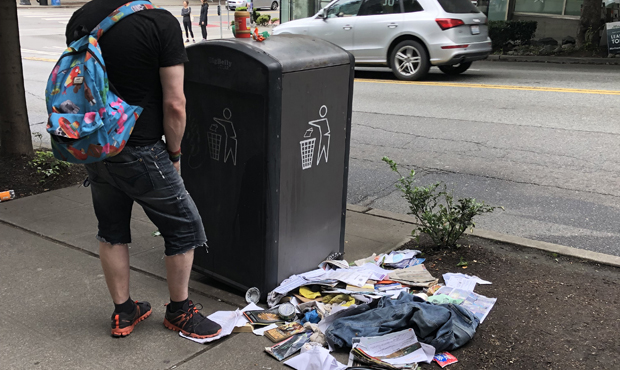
[{"xmin": 283, "ymin": 343, "xmax": 347, "ymax": 370}]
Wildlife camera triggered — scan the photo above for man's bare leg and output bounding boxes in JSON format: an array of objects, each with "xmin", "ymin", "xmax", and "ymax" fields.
[
  {"xmin": 99, "ymin": 242, "xmax": 130, "ymax": 304},
  {"xmin": 163, "ymin": 248, "xmax": 221, "ymax": 338},
  {"xmin": 165, "ymin": 249, "xmax": 194, "ymax": 302}
]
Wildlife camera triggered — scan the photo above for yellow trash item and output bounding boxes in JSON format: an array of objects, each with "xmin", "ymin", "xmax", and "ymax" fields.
[
  {"xmin": 299, "ymin": 286, "xmax": 322, "ymax": 299},
  {"xmin": 322, "ymin": 294, "xmax": 355, "ymax": 307}
]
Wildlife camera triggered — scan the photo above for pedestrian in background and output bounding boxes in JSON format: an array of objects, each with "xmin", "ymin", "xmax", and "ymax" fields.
[
  {"xmin": 181, "ymin": 1, "xmax": 195, "ymax": 43},
  {"xmin": 199, "ymin": 0, "xmax": 209, "ymax": 41}
]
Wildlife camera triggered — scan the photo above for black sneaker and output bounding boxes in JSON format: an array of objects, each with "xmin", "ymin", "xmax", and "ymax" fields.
[
  {"xmin": 110, "ymin": 301, "xmax": 152, "ymax": 337},
  {"xmin": 164, "ymin": 300, "xmax": 222, "ymax": 339}
]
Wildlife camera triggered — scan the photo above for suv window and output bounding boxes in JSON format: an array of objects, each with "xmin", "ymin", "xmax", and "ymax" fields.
[
  {"xmin": 437, "ymin": 0, "xmax": 479, "ymax": 13},
  {"xmin": 358, "ymin": 0, "xmax": 402, "ymax": 16},
  {"xmin": 402, "ymin": 0, "xmax": 423, "ymax": 12},
  {"xmin": 327, "ymin": 0, "xmax": 363, "ymax": 17}
]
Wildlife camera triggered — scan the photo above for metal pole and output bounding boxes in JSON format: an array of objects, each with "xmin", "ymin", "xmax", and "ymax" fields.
[
  {"xmin": 219, "ymin": 0, "xmax": 223, "ymax": 38},
  {"xmin": 227, "ymin": 3, "xmax": 230, "ymax": 29}
]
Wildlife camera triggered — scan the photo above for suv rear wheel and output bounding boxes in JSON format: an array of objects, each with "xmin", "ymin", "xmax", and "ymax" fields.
[
  {"xmin": 271, "ymin": 1, "xmax": 278, "ymax": 10},
  {"xmin": 438, "ymin": 62, "xmax": 472, "ymax": 75},
  {"xmin": 390, "ymin": 40, "xmax": 430, "ymax": 81}
]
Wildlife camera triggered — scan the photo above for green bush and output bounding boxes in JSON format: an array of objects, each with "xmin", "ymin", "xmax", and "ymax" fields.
[
  {"xmin": 383, "ymin": 157, "xmax": 498, "ymax": 248},
  {"xmin": 252, "ymin": 9, "xmax": 261, "ymax": 22},
  {"xmin": 256, "ymin": 14, "xmax": 271, "ymax": 26},
  {"xmin": 29, "ymin": 150, "xmax": 71, "ymax": 184},
  {"xmin": 488, "ymin": 20, "xmax": 537, "ymax": 51},
  {"xmin": 235, "ymin": 6, "xmax": 247, "ymax": 11}
]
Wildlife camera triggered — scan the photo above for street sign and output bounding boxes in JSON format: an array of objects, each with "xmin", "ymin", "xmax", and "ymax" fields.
[{"xmin": 607, "ymin": 21, "xmax": 620, "ymax": 54}]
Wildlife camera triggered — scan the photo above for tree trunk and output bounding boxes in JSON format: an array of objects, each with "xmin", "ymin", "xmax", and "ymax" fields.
[
  {"xmin": 0, "ymin": 1, "xmax": 34, "ymax": 157},
  {"xmin": 577, "ymin": 0, "xmax": 603, "ymax": 48}
]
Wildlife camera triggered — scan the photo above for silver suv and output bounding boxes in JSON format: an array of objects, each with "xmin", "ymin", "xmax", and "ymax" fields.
[{"xmin": 273, "ymin": 0, "xmax": 491, "ymax": 80}]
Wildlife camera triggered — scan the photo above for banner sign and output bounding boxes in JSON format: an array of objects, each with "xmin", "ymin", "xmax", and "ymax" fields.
[{"xmin": 607, "ymin": 22, "xmax": 620, "ymax": 54}]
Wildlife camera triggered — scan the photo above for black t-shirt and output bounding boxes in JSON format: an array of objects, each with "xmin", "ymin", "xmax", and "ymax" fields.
[{"xmin": 65, "ymin": 0, "xmax": 188, "ymax": 146}]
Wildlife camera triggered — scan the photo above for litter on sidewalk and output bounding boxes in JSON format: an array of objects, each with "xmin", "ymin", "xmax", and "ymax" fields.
[
  {"xmin": 179, "ymin": 250, "xmax": 497, "ymax": 368},
  {"xmin": 433, "ymin": 352, "xmax": 459, "ymax": 368},
  {"xmin": 0, "ymin": 190, "xmax": 15, "ymax": 202}
]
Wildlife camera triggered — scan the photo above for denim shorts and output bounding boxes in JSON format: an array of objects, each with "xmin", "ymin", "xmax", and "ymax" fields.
[{"xmin": 84, "ymin": 140, "xmax": 206, "ymax": 256}]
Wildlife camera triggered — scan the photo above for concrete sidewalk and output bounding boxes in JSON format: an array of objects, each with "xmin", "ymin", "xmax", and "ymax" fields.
[
  {"xmin": 0, "ymin": 186, "xmax": 414, "ymax": 369},
  {"xmin": 2, "ymin": 186, "xmax": 619, "ymax": 369}
]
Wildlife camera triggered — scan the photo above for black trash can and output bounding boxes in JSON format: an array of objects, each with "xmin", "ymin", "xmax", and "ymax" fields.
[{"xmin": 182, "ymin": 35, "xmax": 354, "ymax": 300}]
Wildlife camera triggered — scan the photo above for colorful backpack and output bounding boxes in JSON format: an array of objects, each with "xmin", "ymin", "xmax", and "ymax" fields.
[{"xmin": 45, "ymin": 1, "xmax": 156, "ymax": 164}]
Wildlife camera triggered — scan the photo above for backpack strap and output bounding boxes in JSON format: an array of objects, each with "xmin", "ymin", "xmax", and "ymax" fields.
[{"xmin": 90, "ymin": 1, "xmax": 157, "ymax": 41}]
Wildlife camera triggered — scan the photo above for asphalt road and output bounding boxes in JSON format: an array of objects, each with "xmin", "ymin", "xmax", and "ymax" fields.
[
  {"xmin": 351, "ymin": 64, "xmax": 620, "ymax": 256},
  {"xmin": 16, "ymin": 7, "xmax": 620, "ymax": 256}
]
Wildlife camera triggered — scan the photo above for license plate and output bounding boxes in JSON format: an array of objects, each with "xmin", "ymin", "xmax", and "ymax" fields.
[{"xmin": 471, "ymin": 25, "xmax": 480, "ymax": 35}]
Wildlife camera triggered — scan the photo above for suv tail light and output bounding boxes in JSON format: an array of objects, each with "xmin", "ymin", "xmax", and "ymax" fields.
[{"xmin": 436, "ymin": 18, "xmax": 465, "ymax": 30}]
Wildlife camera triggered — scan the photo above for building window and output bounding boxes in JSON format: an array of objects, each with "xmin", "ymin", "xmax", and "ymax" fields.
[
  {"xmin": 564, "ymin": 0, "xmax": 583, "ymax": 15},
  {"xmin": 514, "ymin": 0, "xmax": 565, "ymax": 15}
]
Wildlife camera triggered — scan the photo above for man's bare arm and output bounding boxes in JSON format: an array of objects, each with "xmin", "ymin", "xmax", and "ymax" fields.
[{"xmin": 160, "ymin": 65, "xmax": 186, "ymax": 156}]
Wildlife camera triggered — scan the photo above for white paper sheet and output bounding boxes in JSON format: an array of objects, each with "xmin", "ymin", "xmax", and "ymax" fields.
[
  {"xmin": 300, "ymin": 269, "xmax": 328, "ymax": 280},
  {"xmin": 354, "ymin": 254, "xmax": 377, "ymax": 267},
  {"xmin": 275, "ymin": 275, "xmax": 308, "ymax": 294},
  {"xmin": 319, "ymin": 260, "xmax": 350, "ymax": 270},
  {"xmin": 325, "ymin": 269, "xmax": 373, "ymax": 287},
  {"xmin": 349, "ymin": 263, "xmax": 391, "ymax": 281},
  {"xmin": 283, "ymin": 344, "xmax": 347, "ymax": 370},
  {"xmin": 435, "ymin": 286, "xmax": 497, "ymax": 323},
  {"xmin": 382, "ymin": 251, "xmax": 416, "ymax": 264},
  {"xmin": 180, "ymin": 309, "xmax": 245, "ymax": 343},
  {"xmin": 252, "ymin": 323, "xmax": 278, "ymax": 336},
  {"xmin": 443, "ymin": 273, "xmax": 491, "ymax": 286},
  {"xmin": 354, "ymin": 329, "xmax": 435, "ymax": 365},
  {"xmin": 444, "ymin": 276, "xmax": 477, "ymax": 292},
  {"xmin": 289, "ymin": 297, "xmax": 302, "ymax": 313}
]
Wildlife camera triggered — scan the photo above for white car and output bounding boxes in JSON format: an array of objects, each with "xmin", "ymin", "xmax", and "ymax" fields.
[
  {"xmin": 253, "ymin": 0, "xmax": 279, "ymax": 10},
  {"xmin": 273, "ymin": 0, "xmax": 492, "ymax": 80},
  {"xmin": 228, "ymin": 0, "xmax": 279, "ymax": 10},
  {"xmin": 227, "ymin": 0, "xmax": 248, "ymax": 10}
]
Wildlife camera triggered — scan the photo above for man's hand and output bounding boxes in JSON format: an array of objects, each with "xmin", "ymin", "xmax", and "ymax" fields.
[
  {"xmin": 201, "ymin": 21, "xmax": 204, "ymax": 25},
  {"xmin": 173, "ymin": 161, "xmax": 180, "ymax": 173}
]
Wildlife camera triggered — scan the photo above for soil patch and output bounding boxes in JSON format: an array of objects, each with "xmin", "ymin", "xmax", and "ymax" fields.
[
  {"xmin": 0, "ymin": 151, "xmax": 87, "ymax": 198},
  {"xmin": 399, "ymin": 235, "xmax": 620, "ymax": 370}
]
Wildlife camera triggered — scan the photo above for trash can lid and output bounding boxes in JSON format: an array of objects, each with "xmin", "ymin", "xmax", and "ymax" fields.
[{"xmin": 211, "ymin": 35, "xmax": 353, "ymax": 73}]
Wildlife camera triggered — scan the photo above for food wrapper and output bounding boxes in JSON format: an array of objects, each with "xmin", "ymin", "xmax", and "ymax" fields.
[
  {"xmin": 427, "ymin": 284, "xmax": 443, "ymax": 296},
  {"xmin": 433, "ymin": 352, "xmax": 458, "ymax": 368}
]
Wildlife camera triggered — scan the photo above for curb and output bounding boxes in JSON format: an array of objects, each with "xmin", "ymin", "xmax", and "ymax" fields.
[
  {"xmin": 487, "ymin": 54, "xmax": 620, "ymax": 66},
  {"xmin": 346, "ymin": 205, "xmax": 620, "ymax": 269}
]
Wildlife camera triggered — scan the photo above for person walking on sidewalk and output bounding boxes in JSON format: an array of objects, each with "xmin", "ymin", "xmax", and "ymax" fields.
[
  {"xmin": 199, "ymin": 0, "xmax": 209, "ymax": 41},
  {"xmin": 65, "ymin": 0, "xmax": 222, "ymax": 339},
  {"xmin": 181, "ymin": 1, "xmax": 195, "ymax": 43}
]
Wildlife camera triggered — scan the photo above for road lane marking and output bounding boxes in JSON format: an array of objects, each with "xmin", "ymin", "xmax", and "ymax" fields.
[
  {"xmin": 23, "ymin": 56, "xmax": 57, "ymax": 63},
  {"xmin": 356, "ymin": 79, "xmax": 620, "ymax": 96},
  {"xmin": 22, "ymin": 49, "xmax": 60, "ymax": 56}
]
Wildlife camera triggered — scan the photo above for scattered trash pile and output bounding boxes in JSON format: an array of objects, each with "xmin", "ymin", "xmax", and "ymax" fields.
[{"xmin": 179, "ymin": 250, "xmax": 497, "ymax": 369}]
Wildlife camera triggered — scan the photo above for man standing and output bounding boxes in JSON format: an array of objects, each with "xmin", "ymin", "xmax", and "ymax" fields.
[
  {"xmin": 65, "ymin": 0, "xmax": 222, "ymax": 339},
  {"xmin": 200, "ymin": 0, "xmax": 210, "ymax": 42}
]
